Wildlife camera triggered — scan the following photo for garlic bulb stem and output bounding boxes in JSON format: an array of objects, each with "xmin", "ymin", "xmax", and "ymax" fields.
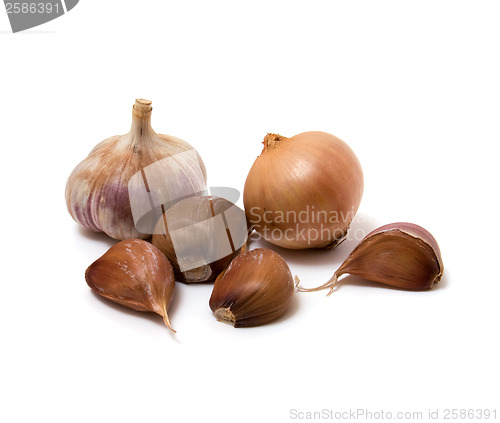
[
  {"xmin": 131, "ymin": 99, "xmax": 154, "ymax": 139},
  {"xmin": 134, "ymin": 98, "xmax": 152, "ymax": 113}
]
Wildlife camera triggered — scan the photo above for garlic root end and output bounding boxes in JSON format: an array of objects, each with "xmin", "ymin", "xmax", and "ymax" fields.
[{"xmin": 214, "ymin": 308, "xmax": 236, "ymax": 327}]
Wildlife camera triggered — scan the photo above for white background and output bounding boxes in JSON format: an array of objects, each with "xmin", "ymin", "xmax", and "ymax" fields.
[{"xmin": 1, "ymin": 1, "xmax": 499, "ymax": 422}]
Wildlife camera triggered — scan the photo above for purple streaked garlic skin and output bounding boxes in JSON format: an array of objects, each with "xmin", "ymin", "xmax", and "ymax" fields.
[
  {"xmin": 65, "ymin": 99, "xmax": 207, "ymax": 240},
  {"xmin": 298, "ymin": 222, "xmax": 443, "ymax": 295}
]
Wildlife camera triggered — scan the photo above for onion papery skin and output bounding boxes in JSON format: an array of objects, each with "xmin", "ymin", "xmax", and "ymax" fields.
[{"xmin": 243, "ymin": 131, "xmax": 363, "ymax": 249}]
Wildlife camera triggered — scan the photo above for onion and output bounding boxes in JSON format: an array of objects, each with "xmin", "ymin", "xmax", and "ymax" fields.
[{"xmin": 243, "ymin": 131, "xmax": 363, "ymax": 249}]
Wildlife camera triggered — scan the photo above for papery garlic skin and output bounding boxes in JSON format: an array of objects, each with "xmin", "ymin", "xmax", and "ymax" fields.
[
  {"xmin": 244, "ymin": 131, "xmax": 363, "ymax": 249},
  {"xmin": 209, "ymin": 248, "xmax": 294, "ymax": 327},
  {"xmin": 298, "ymin": 222, "xmax": 443, "ymax": 295},
  {"xmin": 65, "ymin": 99, "xmax": 207, "ymax": 240},
  {"xmin": 336, "ymin": 222, "xmax": 444, "ymax": 289},
  {"xmin": 85, "ymin": 239, "xmax": 176, "ymax": 331}
]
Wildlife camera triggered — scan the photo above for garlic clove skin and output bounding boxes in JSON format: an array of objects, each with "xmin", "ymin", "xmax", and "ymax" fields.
[
  {"xmin": 209, "ymin": 248, "xmax": 294, "ymax": 327},
  {"xmin": 243, "ymin": 131, "xmax": 363, "ymax": 249},
  {"xmin": 298, "ymin": 222, "xmax": 443, "ymax": 295},
  {"xmin": 85, "ymin": 239, "xmax": 176, "ymax": 331},
  {"xmin": 152, "ymin": 195, "xmax": 248, "ymax": 283},
  {"xmin": 65, "ymin": 99, "xmax": 207, "ymax": 240}
]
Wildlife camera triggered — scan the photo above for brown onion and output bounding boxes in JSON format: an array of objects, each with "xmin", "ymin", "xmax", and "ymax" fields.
[{"xmin": 244, "ymin": 131, "xmax": 363, "ymax": 249}]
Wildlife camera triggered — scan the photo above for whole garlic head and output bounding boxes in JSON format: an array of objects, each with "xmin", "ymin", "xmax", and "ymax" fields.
[{"xmin": 65, "ymin": 99, "xmax": 207, "ymax": 240}]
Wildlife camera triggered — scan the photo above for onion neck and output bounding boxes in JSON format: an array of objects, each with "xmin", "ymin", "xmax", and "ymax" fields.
[
  {"xmin": 263, "ymin": 133, "xmax": 287, "ymax": 151},
  {"xmin": 130, "ymin": 99, "xmax": 155, "ymax": 139}
]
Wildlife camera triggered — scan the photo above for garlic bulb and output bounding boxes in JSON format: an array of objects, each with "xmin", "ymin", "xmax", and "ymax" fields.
[
  {"xmin": 65, "ymin": 99, "xmax": 207, "ymax": 240},
  {"xmin": 152, "ymin": 195, "xmax": 248, "ymax": 283},
  {"xmin": 244, "ymin": 131, "xmax": 363, "ymax": 249},
  {"xmin": 298, "ymin": 222, "xmax": 444, "ymax": 295},
  {"xmin": 85, "ymin": 239, "xmax": 176, "ymax": 332},
  {"xmin": 209, "ymin": 248, "xmax": 295, "ymax": 327}
]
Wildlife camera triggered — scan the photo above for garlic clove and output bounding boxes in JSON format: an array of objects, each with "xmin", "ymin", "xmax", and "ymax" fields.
[
  {"xmin": 209, "ymin": 248, "xmax": 294, "ymax": 327},
  {"xmin": 65, "ymin": 99, "xmax": 207, "ymax": 240},
  {"xmin": 85, "ymin": 239, "xmax": 176, "ymax": 331},
  {"xmin": 298, "ymin": 222, "xmax": 443, "ymax": 295},
  {"xmin": 152, "ymin": 195, "xmax": 248, "ymax": 283}
]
